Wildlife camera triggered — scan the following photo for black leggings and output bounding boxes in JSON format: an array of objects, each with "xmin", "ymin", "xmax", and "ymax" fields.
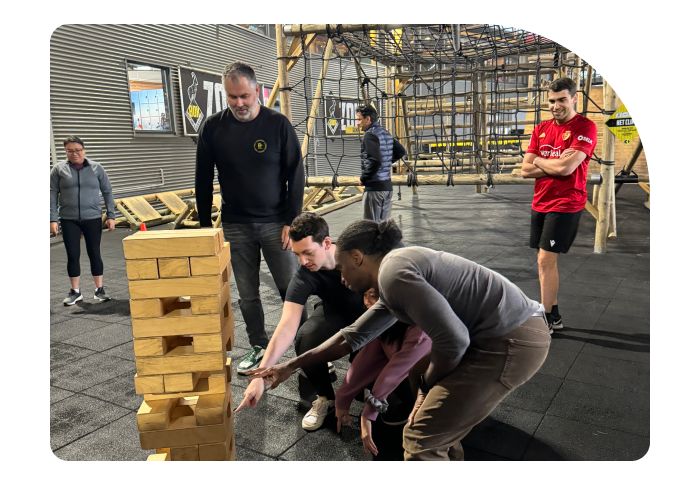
[{"xmin": 61, "ymin": 218, "xmax": 104, "ymax": 278}]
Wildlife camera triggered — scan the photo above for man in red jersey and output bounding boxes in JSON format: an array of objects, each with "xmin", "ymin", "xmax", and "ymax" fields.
[{"xmin": 522, "ymin": 77, "xmax": 598, "ymax": 332}]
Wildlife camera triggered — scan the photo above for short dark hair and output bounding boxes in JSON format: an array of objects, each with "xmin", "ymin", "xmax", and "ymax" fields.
[
  {"xmin": 289, "ymin": 212, "xmax": 329, "ymax": 245},
  {"xmin": 63, "ymin": 135, "xmax": 85, "ymax": 147},
  {"xmin": 336, "ymin": 218, "xmax": 402, "ymax": 257},
  {"xmin": 549, "ymin": 77, "xmax": 577, "ymax": 98},
  {"xmin": 222, "ymin": 61, "xmax": 257, "ymax": 88},
  {"xmin": 356, "ymin": 104, "xmax": 379, "ymax": 123}
]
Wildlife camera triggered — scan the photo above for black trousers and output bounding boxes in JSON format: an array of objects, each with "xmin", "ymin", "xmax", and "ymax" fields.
[
  {"xmin": 60, "ymin": 218, "xmax": 104, "ymax": 278},
  {"xmin": 294, "ymin": 303, "xmax": 349, "ymax": 400}
]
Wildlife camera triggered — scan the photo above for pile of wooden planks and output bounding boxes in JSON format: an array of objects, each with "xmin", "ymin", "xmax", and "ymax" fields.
[{"xmin": 122, "ymin": 228, "xmax": 235, "ymax": 461}]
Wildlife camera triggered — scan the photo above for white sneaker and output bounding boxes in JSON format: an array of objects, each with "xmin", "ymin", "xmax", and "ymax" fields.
[{"xmin": 302, "ymin": 396, "xmax": 335, "ymax": 431}]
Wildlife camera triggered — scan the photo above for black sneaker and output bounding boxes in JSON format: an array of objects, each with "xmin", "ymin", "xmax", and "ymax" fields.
[
  {"xmin": 547, "ymin": 313, "xmax": 563, "ymax": 331},
  {"xmin": 94, "ymin": 287, "xmax": 111, "ymax": 301},
  {"xmin": 63, "ymin": 289, "xmax": 83, "ymax": 306}
]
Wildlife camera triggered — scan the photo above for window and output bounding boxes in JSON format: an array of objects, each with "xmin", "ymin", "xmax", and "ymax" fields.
[
  {"xmin": 239, "ymin": 24, "xmax": 275, "ymax": 38},
  {"xmin": 127, "ymin": 62, "xmax": 174, "ymax": 133}
]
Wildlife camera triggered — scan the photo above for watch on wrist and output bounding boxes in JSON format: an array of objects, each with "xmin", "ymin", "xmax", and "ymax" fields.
[{"xmin": 419, "ymin": 374, "xmax": 432, "ymax": 394}]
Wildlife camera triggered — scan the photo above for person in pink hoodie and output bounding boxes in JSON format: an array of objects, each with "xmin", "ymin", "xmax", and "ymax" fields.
[{"xmin": 335, "ymin": 288, "xmax": 432, "ymax": 458}]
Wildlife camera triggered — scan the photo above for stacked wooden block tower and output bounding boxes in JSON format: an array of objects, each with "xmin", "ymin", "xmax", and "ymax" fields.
[{"xmin": 122, "ymin": 228, "xmax": 236, "ymax": 461}]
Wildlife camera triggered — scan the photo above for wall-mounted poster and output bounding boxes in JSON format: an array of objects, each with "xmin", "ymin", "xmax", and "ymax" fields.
[
  {"xmin": 323, "ymin": 94, "xmax": 382, "ymax": 138},
  {"xmin": 178, "ymin": 65, "xmax": 266, "ymax": 136}
]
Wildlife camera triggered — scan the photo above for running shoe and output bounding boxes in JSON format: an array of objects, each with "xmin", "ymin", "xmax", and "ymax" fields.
[
  {"xmin": 237, "ymin": 346, "xmax": 265, "ymax": 375},
  {"xmin": 94, "ymin": 287, "xmax": 111, "ymax": 301},
  {"xmin": 63, "ymin": 289, "xmax": 83, "ymax": 306},
  {"xmin": 302, "ymin": 396, "xmax": 335, "ymax": 431},
  {"xmin": 547, "ymin": 313, "xmax": 564, "ymax": 331}
]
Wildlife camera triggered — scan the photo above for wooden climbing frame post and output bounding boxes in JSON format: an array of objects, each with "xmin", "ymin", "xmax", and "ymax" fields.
[{"xmin": 594, "ymin": 80, "xmax": 618, "ymax": 254}]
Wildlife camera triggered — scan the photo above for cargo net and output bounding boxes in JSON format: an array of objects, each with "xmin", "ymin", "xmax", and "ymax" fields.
[{"xmin": 283, "ymin": 24, "xmax": 606, "ymax": 188}]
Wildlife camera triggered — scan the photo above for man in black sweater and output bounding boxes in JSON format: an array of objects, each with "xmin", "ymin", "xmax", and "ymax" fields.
[
  {"xmin": 195, "ymin": 61, "xmax": 305, "ymax": 375},
  {"xmin": 356, "ymin": 105, "xmax": 405, "ymax": 222}
]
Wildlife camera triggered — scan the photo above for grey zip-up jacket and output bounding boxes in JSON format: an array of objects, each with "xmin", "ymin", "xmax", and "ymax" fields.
[{"xmin": 50, "ymin": 158, "xmax": 116, "ymax": 222}]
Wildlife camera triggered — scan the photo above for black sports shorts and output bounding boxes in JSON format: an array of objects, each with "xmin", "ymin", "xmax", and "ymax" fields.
[{"xmin": 530, "ymin": 209, "xmax": 583, "ymax": 254}]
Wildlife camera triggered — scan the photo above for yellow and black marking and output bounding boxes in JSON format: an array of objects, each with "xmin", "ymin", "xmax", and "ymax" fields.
[{"xmin": 254, "ymin": 140, "xmax": 267, "ymax": 153}]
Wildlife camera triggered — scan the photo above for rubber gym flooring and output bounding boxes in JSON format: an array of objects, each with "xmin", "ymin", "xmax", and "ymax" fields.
[{"xmin": 49, "ymin": 183, "xmax": 650, "ymax": 461}]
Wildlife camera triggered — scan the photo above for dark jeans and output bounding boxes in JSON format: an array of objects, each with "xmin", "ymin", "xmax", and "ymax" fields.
[
  {"xmin": 223, "ymin": 222, "xmax": 303, "ymax": 348},
  {"xmin": 60, "ymin": 218, "xmax": 104, "ymax": 278},
  {"xmin": 295, "ymin": 303, "xmax": 349, "ymax": 400}
]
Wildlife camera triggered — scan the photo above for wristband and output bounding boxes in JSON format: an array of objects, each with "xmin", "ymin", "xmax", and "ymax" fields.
[{"xmin": 419, "ymin": 374, "xmax": 432, "ymax": 394}]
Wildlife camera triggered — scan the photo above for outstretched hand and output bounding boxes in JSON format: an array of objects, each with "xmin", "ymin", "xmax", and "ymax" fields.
[
  {"xmin": 246, "ymin": 361, "xmax": 295, "ymax": 390},
  {"xmin": 235, "ymin": 377, "xmax": 265, "ymax": 413},
  {"xmin": 361, "ymin": 416, "xmax": 378, "ymax": 457}
]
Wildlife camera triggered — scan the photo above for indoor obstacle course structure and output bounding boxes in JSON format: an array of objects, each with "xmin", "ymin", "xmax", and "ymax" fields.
[
  {"xmin": 268, "ymin": 24, "xmax": 649, "ymax": 253},
  {"xmin": 123, "ymin": 228, "xmax": 235, "ymax": 461}
]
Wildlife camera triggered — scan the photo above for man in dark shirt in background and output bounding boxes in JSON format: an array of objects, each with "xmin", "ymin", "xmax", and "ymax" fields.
[
  {"xmin": 356, "ymin": 105, "xmax": 405, "ymax": 222},
  {"xmin": 195, "ymin": 61, "xmax": 305, "ymax": 375}
]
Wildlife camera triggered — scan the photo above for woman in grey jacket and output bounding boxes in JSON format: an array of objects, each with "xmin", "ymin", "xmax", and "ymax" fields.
[{"xmin": 50, "ymin": 136, "xmax": 116, "ymax": 305}]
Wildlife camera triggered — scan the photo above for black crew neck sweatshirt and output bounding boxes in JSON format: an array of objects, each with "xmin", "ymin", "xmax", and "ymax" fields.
[{"xmin": 195, "ymin": 106, "xmax": 304, "ymax": 227}]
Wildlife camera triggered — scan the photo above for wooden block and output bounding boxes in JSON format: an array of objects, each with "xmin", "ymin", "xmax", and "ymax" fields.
[
  {"xmin": 128, "ymin": 274, "xmax": 224, "ymax": 300},
  {"xmin": 191, "ymin": 281, "xmax": 231, "ymax": 315},
  {"xmin": 136, "ymin": 398, "xmax": 178, "ymax": 431},
  {"xmin": 164, "ymin": 371, "xmax": 202, "ymax": 393},
  {"xmin": 199, "ymin": 431, "xmax": 235, "ymax": 461},
  {"xmin": 134, "ymin": 373, "xmax": 164, "ymax": 394},
  {"xmin": 131, "ymin": 306, "xmax": 228, "ymax": 339},
  {"xmin": 122, "ymin": 228, "xmax": 223, "ymax": 260},
  {"xmin": 170, "ymin": 445, "xmax": 199, "ymax": 461},
  {"xmin": 195, "ymin": 388, "xmax": 231, "ymax": 426},
  {"xmin": 126, "ymin": 259, "xmax": 159, "ymax": 280},
  {"xmin": 158, "ymin": 257, "xmax": 190, "ymax": 278},
  {"xmin": 129, "ymin": 297, "xmax": 179, "ymax": 318},
  {"xmin": 122, "ymin": 196, "xmax": 162, "ymax": 222},
  {"xmin": 147, "ymin": 452, "xmax": 171, "ymax": 461},
  {"xmin": 190, "ymin": 242, "xmax": 231, "ymax": 276},
  {"xmin": 144, "ymin": 360, "xmax": 231, "ymax": 403},
  {"xmin": 155, "ymin": 192, "xmax": 188, "ymax": 215},
  {"xmin": 136, "ymin": 346, "xmax": 226, "ymax": 376},
  {"xmin": 133, "ymin": 336, "xmax": 181, "ymax": 357},
  {"xmin": 192, "ymin": 312, "xmax": 234, "ymax": 353},
  {"xmin": 139, "ymin": 407, "xmax": 233, "ymax": 449}
]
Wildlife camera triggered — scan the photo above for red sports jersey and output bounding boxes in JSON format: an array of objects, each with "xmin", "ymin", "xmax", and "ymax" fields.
[{"xmin": 526, "ymin": 114, "xmax": 598, "ymax": 213}]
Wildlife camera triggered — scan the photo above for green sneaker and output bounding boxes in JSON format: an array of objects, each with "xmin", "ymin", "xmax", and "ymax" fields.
[{"xmin": 237, "ymin": 346, "xmax": 265, "ymax": 375}]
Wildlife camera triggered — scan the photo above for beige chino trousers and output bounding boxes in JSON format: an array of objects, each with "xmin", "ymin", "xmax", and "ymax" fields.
[{"xmin": 403, "ymin": 315, "xmax": 551, "ymax": 461}]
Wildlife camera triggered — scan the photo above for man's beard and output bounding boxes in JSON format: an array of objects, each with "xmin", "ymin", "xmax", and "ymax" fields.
[{"xmin": 230, "ymin": 104, "xmax": 256, "ymax": 122}]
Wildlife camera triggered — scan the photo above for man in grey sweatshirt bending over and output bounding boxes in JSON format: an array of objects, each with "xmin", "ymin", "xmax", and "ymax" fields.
[{"xmin": 248, "ymin": 218, "xmax": 550, "ymax": 461}]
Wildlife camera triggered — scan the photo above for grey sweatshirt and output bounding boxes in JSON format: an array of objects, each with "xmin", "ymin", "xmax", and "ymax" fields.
[
  {"xmin": 340, "ymin": 246, "xmax": 539, "ymax": 359},
  {"xmin": 50, "ymin": 158, "xmax": 116, "ymax": 222}
]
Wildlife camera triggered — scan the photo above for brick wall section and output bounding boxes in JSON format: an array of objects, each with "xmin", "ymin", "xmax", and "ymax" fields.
[{"xmin": 521, "ymin": 85, "xmax": 649, "ymax": 180}]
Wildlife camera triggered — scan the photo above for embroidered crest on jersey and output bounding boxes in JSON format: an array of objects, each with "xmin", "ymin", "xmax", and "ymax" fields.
[
  {"xmin": 254, "ymin": 140, "xmax": 267, "ymax": 153},
  {"xmin": 562, "ymin": 131, "xmax": 571, "ymax": 141}
]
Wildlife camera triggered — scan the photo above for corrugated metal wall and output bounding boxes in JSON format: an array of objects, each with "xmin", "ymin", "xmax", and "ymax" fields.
[
  {"xmin": 291, "ymin": 54, "xmax": 386, "ymax": 178},
  {"xmin": 50, "ymin": 24, "xmax": 284, "ymax": 201}
]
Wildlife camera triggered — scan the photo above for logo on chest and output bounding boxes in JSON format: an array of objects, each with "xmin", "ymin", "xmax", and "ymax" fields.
[
  {"xmin": 254, "ymin": 140, "xmax": 267, "ymax": 153},
  {"xmin": 562, "ymin": 131, "xmax": 571, "ymax": 141},
  {"xmin": 539, "ymin": 144, "xmax": 561, "ymax": 158}
]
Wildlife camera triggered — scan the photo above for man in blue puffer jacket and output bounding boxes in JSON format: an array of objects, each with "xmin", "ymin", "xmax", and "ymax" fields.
[{"xmin": 356, "ymin": 105, "xmax": 406, "ymax": 222}]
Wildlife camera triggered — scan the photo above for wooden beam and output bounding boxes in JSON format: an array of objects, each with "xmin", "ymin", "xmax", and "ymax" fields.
[
  {"xmin": 594, "ymin": 80, "xmax": 618, "ymax": 254},
  {"xmin": 266, "ymin": 34, "xmax": 317, "ymax": 109},
  {"xmin": 275, "ymin": 24, "xmax": 292, "ymax": 121},
  {"xmin": 306, "ymin": 173, "xmax": 607, "ymax": 187},
  {"xmin": 283, "ymin": 24, "xmax": 433, "ymax": 36},
  {"xmin": 301, "ymin": 39, "xmax": 334, "ymax": 159},
  {"xmin": 310, "ymin": 194, "xmax": 363, "ymax": 215},
  {"xmin": 585, "ymin": 200, "xmax": 599, "ymax": 221}
]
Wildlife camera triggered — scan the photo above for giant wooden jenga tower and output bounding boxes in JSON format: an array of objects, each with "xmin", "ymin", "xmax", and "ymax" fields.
[{"xmin": 122, "ymin": 228, "xmax": 235, "ymax": 461}]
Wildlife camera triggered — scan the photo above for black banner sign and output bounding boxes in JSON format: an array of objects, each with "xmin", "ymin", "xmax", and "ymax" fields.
[
  {"xmin": 323, "ymin": 94, "xmax": 381, "ymax": 138},
  {"xmin": 178, "ymin": 66, "xmax": 266, "ymax": 136}
]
